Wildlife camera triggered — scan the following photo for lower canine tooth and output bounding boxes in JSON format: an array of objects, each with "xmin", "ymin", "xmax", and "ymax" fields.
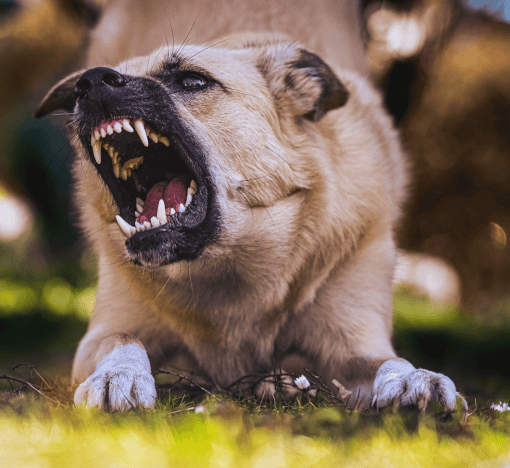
[
  {"xmin": 157, "ymin": 199, "xmax": 167, "ymax": 224},
  {"xmin": 116, "ymin": 215, "xmax": 136, "ymax": 237}
]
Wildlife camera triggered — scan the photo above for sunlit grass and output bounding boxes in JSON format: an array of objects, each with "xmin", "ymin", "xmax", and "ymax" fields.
[{"xmin": 1, "ymin": 389, "xmax": 510, "ymax": 468}]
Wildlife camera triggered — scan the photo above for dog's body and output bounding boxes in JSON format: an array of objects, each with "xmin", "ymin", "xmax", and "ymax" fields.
[{"xmin": 37, "ymin": 0, "xmax": 461, "ymax": 412}]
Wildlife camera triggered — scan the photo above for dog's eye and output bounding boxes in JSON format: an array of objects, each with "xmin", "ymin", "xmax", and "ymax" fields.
[{"xmin": 178, "ymin": 74, "xmax": 208, "ymax": 90}]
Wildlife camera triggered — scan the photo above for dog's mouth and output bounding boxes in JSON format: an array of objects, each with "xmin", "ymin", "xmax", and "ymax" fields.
[{"xmin": 83, "ymin": 116, "xmax": 218, "ymax": 266}]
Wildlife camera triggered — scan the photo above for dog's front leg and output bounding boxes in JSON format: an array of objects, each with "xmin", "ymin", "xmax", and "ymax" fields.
[{"xmin": 73, "ymin": 333, "xmax": 156, "ymax": 411}]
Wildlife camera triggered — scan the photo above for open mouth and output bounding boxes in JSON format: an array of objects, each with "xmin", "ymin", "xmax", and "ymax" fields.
[{"xmin": 83, "ymin": 115, "xmax": 217, "ymax": 265}]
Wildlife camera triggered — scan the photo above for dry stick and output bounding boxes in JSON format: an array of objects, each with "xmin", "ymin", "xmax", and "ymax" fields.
[
  {"xmin": 12, "ymin": 363, "xmax": 54, "ymax": 391},
  {"xmin": 157, "ymin": 369, "xmax": 213, "ymax": 396},
  {"xmin": 303, "ymin": 368, "xmax": 342, "ymax": 403},
  {"xmin": 0, "ymin": 375, "xmax": 60, "ymax": 404}
]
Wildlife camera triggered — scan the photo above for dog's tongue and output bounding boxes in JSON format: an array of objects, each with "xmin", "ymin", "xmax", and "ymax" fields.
[{"xmin": 136, "ymin": 178, "xmax": 186, "ymax": 224}]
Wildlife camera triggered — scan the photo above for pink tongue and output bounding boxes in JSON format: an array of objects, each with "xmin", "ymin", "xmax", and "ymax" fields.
[{"xmin": 136, "ymin": 178, "xmax": 187, "ymax": 224}]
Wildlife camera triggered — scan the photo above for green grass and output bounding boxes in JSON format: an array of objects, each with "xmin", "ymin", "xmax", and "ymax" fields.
[
  {"xmin": 1, "ymin": 388, "xmax": 510, "ymax": 468},
  {"xmin": 2, "ymin": 286, "xmax": 510, "ymax": 467}
]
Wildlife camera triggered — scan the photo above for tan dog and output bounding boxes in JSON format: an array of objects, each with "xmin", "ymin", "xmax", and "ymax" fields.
[{"xmin": 36, "ymin": 0, "xmax": 462, "ymax": 412}]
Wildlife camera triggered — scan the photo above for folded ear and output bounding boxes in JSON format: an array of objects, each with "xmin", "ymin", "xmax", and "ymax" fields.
[
  {"xmin": 259, "ymin": 47, "xmax": 349, "ymax": 122},
  {"xmin": 35, "ymin": 69, "xmax": 85, "ymax": 118}
]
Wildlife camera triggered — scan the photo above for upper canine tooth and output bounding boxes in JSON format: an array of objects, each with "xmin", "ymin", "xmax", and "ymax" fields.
[
  {"xmin": 157, "ymin": 199, "xmax": 167, "ymax": 225},
  {"xmin": 159, "ymin": 136, "xmax": 170, "ymax": 146},
  {"xmin": 92, "ymin": 140, "xmax": 102, "ymax": 164},
  {"xmin": 122, "ymin": 119, "xmax": 134, "ymax": 132},
  {"xmin": 134, "ymin": 119, "xmax": 149, "ymax": 147},
  {"xmin": 149, "ymin": 133, "xmax": 159, "ymax": 143},
  {"xmin": 100, "ymin": 128, "xmax": 107, "ymax": 138},
  {"xmin": 106, "ymin": 124, "xmax": 114, "ymax": 135},
  {"xmin": 115, "ymin": 215, "xmax": 136, "ymax": 237},
  {"xmin": 114, "ymin": 122, "xmax": 123, "ymax": 133}
]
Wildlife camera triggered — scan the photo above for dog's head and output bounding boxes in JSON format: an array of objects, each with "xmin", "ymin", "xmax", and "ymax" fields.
[{"xmin": 36, "ymin": 35, "xmax": 349, "ymax": 268}]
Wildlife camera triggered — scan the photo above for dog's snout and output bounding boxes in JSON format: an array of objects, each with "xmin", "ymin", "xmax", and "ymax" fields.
[{"xmin": 74, "ymin": 67, "xmax": 126, "ymax": 100}]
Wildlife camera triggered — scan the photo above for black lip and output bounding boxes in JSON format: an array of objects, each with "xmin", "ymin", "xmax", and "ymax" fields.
[{"xmin": 75, "ymin": 75, "xmax": 221, "ymax": 266}]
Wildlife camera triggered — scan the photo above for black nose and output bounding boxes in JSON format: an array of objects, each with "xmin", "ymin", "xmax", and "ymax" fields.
[{"xmin": 74, "ymin": 67, "xmax": 126, "ymax": 100}]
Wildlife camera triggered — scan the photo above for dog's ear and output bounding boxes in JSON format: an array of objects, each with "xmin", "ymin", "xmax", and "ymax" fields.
[
  {"xmin": 259, "ymin": 47, "xmax": 349, "ymax": 122},
  {"xmin": 35, "ymin": 70, "xmax": 85, "ymax": 118}
]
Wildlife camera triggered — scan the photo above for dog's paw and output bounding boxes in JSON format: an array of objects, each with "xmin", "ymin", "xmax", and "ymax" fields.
[
  {"xmin": 74, "ymin": 344, "xmax": 156, "ymax": 411},
  {"xmin": 372, "ymin": 359, "xmax": 465, "ymax": 413}
]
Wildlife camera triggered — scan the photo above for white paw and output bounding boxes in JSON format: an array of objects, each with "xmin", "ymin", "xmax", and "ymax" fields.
[
  {"xmin": 372, "ymin": 359, "xmax": 464, "ymax": 413},
  {"xmin": 74, "ymin": 344, "xmax": 157, "ymax": 411}
]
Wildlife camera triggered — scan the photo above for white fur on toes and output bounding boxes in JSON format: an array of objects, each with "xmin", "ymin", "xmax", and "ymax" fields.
[
  {"xmin": 372, "ymin": 359, "xmax": 465, "ymax": 413},
  {"xmin": 74, "ymin": 344, "xmax": 157, "ymax": 411}
]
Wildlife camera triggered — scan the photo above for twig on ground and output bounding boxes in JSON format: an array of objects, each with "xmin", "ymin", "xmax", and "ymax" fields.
[{"xmin": 0, "ymin": 374, "xmax": 60, "ymax": 404}]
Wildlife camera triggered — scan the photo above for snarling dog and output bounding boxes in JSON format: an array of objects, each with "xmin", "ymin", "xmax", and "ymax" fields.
[{"xmin": 36, "ymin": 24, "xmax": 463, "ymax": 412}]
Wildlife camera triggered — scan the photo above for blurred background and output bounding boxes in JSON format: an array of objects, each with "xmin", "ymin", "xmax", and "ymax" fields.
[{"xmin": 1, "ymin": 0, "xmax": 510, "ymax": 401}]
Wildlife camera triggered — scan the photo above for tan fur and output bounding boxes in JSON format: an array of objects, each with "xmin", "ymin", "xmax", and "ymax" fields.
[{"xmin": 38, "ymin": 0, "xmax": 461, "ymax": 411}]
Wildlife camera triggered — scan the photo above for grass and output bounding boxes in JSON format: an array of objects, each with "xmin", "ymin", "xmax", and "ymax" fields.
[{"xmin": 1, "ymin": 288, "xmax": 510, "ymax": 467}]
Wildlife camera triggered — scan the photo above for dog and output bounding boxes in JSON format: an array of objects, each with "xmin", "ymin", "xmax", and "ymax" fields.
[{"xmin": 35, "ymin": 0, "xmax": 463, "ymax": 412}]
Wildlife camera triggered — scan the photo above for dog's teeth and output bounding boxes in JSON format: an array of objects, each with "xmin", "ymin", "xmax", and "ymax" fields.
[
  {"xmin": 178, "ymin": 203, "xmax": 185, "ymax": 213},
  {"xmin": 136, "ymin": 197, "xmax": 145, "ymax": 211},
  {"xmin": 187, "ymin": 186, "xmax": 196, "ymax": 197},
  {"xmin": 122, "ymin": 119, "xmax": 134, "ymax": 132},
  {"xmin": 115, "ymin": 215, "xmax": 136, "ymax": 237},
  {"xmin": 190, "ymin": 180, "xmax": 197, "ymax": 191},
  {"xmin": 103, "ymin": 142, "xmax": 109, "ymax": 149},
  {"xmin": 149, "ymin": 133, "xmax": 159, "ymax": 143},
  {"xmin": 170, "ymin": 208, "xmax": 176, "ymax": 216},
  {"xmin": 120, "ymin": 168, "xmax": 128, "ymax": 180},
  {"xmin": 94, "ymin": 129, "xmax": 100, "ymax": 141},
  {"xmin": 114, "ymin": 122, "xmax": 122, "ymax": 133},
  {"xmin": 150, "ymin": 216, "xmax": 160, "ymax": 228},
  {"xmin": 185, "ymin": 193, "xmax": 192, "ymax": 207},
  {"xmin": 159, "ymin": 136, "xmax": 170, "ymax": 146},
  {"xmin": 143, "ymin": 221, "xmax": 151, "ymax": 229},
  {"xmin": 100, "ymin": 128, "xmax": 107, "ymax": 138},
  {"xmin": 135, "ymin": 221, "xmax": 143, "ymax": 232},
  {"xmin": 106, "ymin": 124, "xmax": 114, "ymax": 135},
  {"xmin": 157, "ymin": 199, "xmax": 167, "ymax": 225},
  {"xmin": 135, "ymin": 211, "xmax": 140, "ymax": 217},
  {"xmin": 134, "ymin": 119, "xmax": 149, "ymax": 147},
  {"xmin": 92, "ymin": 140, "xmax": 102, "ymax": 164},
  {"xmin": 108, "ymin": 146, "xmax": 114, "ymax": 159},
  {"xmin": 113, "ymin": 163, "xmax": 120, "ymax": 178}
]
